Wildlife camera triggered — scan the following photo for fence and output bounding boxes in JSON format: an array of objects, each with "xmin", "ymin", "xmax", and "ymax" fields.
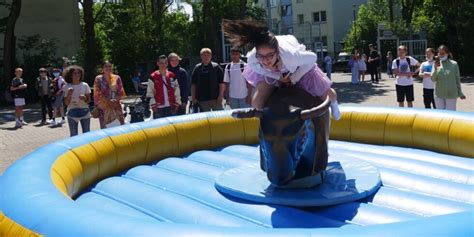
[{"xmin": 400, "ymin": 39, "xmax": 428, "ymax": 62}]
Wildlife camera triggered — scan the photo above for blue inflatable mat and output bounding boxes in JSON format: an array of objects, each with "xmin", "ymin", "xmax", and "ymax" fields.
[{"xmin": 215, "ymin": 156, "xmax": 382, "ymax": 206}]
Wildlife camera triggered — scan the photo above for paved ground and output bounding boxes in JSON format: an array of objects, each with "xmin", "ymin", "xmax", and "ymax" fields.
[{"xmin": 1, "ymin": 73, "xmax": 473, "ymax": 174}]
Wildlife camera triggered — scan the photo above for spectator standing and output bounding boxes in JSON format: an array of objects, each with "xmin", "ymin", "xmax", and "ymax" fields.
[
  {"xmin": 323, "ymin": 54, "xmax": 332, "ymax": 80},
  {"xmin": 224, "ymin": 47, "xmax": 251, "ymax": 109},
  {"xmin": 392, "ymin": 45, "xmax": 420, "ymax": 108},
  {"xmin": 168, "ymin": 52, "xmax": 189, "ymax": 115},
  {"xmin": 387, "ymin": 51, "xmax": 394, "ymax": 78},
  {"xmin": 147, "ymin": 55, "xmax": 181, "ymax": 119},
  {"xmin": 63, "ymin": 66, "xmax": 92, "ymax": 136},
  {"xmin": 93, "ymin": 61, "xmax": 126, "ymax": 128},
  {"xmin": 368, "ymin": 44, "xmax": 380, "ymax": 83},
  {"xmin": 431, "ymin": 45, "xmax": 466, "ymax": 110},
  {"xmin": 35, "ymin": 68, "xmax": 53, "ymax": 125},
  {"xmin": 191, "ymin": 48, "xmax": 225, "ymax": 112},
  {"xmin": 50, "ymin": 68, "xmax": 66, "ymax": 126},
  {"xmin": 10, "ymin": 68, "xmax": 28, "ymax": 128},
  {"xmin": 350, "ymin": 49, "xmax": 360, "ymax": 85},
  {"xmin": 358, "ymin": 49, "xmax": 367, "ymax": 82},
  {"xmin": 419, "ymin": 48, "xmax": 436, "ymax": 109}
]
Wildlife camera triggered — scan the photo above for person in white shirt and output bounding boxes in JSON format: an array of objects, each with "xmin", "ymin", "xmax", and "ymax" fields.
[
  {"xmin": 62, "ymin": 65, "xmax": 92, "ymax": 137},
  {"xmin": 392, "ymin": 45, "xmax": 421, "ymax": 107},
  {"xmin": 224, "ymin": 47, "xmax": 251, "ymax": 109},
  {"xmin": 419, "ymin": 48, "xmax": 436, "ymax": 109},
  {"xmin": 222, "ymin": 19, "xmax": 341, "ymax": 120},
  {"xmin": 323, "ymin": 55, "xmax": 332, "ymax": 80}
]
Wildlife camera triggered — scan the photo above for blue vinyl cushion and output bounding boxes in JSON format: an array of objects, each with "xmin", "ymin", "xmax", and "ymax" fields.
[{"xmin": 215, "ymin": 156, "xmax": 382, "ymax": 206}]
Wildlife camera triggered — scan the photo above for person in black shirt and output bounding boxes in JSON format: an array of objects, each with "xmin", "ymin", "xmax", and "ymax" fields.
[
  {"xmin": 191, "ymin": 48, "xmax": 225, "ymax": 112},
  {"xmin": 10, "ymin": 68, "xmax": 28, "ymax": 128},
  {"xmin": 367, "ymin": 44, "xmax": 380, "ymax": 83}
]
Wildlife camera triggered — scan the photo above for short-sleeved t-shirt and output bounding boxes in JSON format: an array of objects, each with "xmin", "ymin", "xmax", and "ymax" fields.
[
  {"xmin": 420, "ymin": 61, "xmax": 435, "ymax": 89},
  {"xmin": 63, "ymin": 82, "xmax": 91, "ymax": 109},
  {"xmin": 369, "ymin": 50, "xmax": 380, "ymax": 66},
  {"xmin": 192, "ymin": 63, "xmax": 224, "ymax": 101},
  {"xmin": 392, "ymin": 56, "xmax": 419, "ymax": 86},
  {"xmin": 10, "ymin": 78, "xmax": 26, "ymax": 98},
  {"xmin": 224, "ymin": 62, "xmax": 248, "ymax": 99}
]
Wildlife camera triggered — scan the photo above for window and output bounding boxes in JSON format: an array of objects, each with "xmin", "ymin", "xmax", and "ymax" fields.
[
  {"xmin": 313, "ymin": 12, "xmax": 319, "ymax": 22},
  {"xmin": 297, "ymin": 14, "xmax": 304, "ymax": 24},
  {"xmin": 269, "ymin": 0, "xmax": 277, "ymax": 7},
  {"xmin": 280, "ymin": 4, "xmax": 292, "ymax": 16},
  {"xmin": 322, "ymin": 36, "xmax": 328, "ymax": 46},
  {"xmin": 314, "ymin": 36, "xmax": 328, "ymax": 46},
  {"xmin": 320, "ymin": 11, "xmax": 327, "ymax": 22},
  {"xmin": 313, "ymin": 11, "xmax": 327, "ymax": 23}
]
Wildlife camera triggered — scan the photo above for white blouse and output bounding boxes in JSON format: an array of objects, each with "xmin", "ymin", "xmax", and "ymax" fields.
[{"xmin": 246, "ymin": 35, "xmax": 317, "ymax": 84}]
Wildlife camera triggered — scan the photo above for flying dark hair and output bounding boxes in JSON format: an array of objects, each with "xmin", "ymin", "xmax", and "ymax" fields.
[{"xmin": 222, "ymin": 19, "xmax": 278, "ymax": 51}]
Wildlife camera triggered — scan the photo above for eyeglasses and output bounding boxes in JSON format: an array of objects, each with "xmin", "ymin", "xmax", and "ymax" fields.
[{"xmin": 256, "ymin": 52, "xmax": 276, "ymax": 61}]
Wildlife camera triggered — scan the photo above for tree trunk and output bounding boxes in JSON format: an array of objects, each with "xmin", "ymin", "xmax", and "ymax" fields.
[
  {"xmin": 239, "ymin": 0, "xmax": 247, "ymax": 19},
  {"xmin": 2, "ymin": 0, "xmax": 22, "ymax": 92},
  {"xmin": 388, "ymin": 0, "xmax": 394, "ymax": 24},
  {"xmin": 83, "ymin": 0, "xmax": 97, "ymax": 83}
]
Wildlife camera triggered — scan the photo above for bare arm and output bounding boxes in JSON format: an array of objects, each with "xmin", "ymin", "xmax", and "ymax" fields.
[{"xmin": 218, "ymin": 83, "xmax": 225, "ymax": 100}]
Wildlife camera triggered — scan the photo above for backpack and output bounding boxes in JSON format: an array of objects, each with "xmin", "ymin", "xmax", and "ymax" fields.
[
  {"xmin": 225, "ymin": 63, "xmax": 245, "ymax": 79},
  {"xmin": 396, "ymin": 57, "xmax": 419, "ymax": 77},
  {"xmin": 396, "ymin": 57, "xmax": 411, "ymax": 69}
]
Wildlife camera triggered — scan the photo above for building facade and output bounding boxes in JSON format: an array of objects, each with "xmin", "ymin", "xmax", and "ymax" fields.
[
  {"xmin": 257, "ymin": 0, "xmax": 367, "ymax": 58},
  {"xmin": 0, "ymin": 0, "xmax": 81, "ymax": 65}
]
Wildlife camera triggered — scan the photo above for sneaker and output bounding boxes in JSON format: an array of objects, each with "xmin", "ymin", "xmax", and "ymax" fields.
[
  {"xmin": 46, "ymin": 119, "xmax": 53, "ymax": 124},
  {"xmin": 21, "ymin": 120, "xmax": 28, "ymax": 125},
  {"xmin": 50, "ymin": 120, "xmax": 57, "ymax": 127},
  {"xmin": 59, "ymin": 119, "xmax": 66, "ymax": 124},
  {"xmin": 14, "ymin": 121, "xmax": 22, "ymax": 128}
]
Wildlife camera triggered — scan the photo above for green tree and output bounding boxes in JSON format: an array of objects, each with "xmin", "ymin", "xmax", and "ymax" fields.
[{"xmin": 0, "ymin": 0, "xmax": 22, "ymax": 98}]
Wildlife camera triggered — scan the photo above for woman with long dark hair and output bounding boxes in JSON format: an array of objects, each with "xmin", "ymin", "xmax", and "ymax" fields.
[
  {"xmin": 222, "ymin": 19, "xmax": 340, "ymax": 120},
  {"xmin": 93, "ymin": 61, "xmax": 126, "ymax": 128}
]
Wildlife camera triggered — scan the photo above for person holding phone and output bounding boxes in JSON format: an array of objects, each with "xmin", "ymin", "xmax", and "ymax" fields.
[
  {"xmin": 431, "ymin": 45, "xmax": 466, "ymax": 110},
  {"xmin": 63, "ymin": 65, "xmax": 92, "ymax": 136}
]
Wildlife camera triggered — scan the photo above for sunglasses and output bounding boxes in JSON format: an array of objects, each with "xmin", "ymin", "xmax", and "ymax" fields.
[{"xmin": 256, "ymin": 52, "xmax": 276, "ymax": 61}]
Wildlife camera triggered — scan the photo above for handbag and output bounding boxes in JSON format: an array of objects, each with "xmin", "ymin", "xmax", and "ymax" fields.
[
  {"xmin": 91, "ymin": 107, "xmax": 100, "ymax": 118},
  {"xmin": 105, "ymin": 118, "xmax": 121, "ymax": 128}
]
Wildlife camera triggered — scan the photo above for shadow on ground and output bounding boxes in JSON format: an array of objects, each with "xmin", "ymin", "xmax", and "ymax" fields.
[
  {"xmin": 332, "ymin": 80, "xmax": 392, "ymax": 104},
  {"xmin": 0, "ymin": 104, "xmax": 45, "ymax": 125}
]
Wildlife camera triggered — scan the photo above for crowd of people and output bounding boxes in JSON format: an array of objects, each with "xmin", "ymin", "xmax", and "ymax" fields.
[
  {"xmin": 7, "ymin": 25, "xmax": 467, "ymax": 138},
  {"xmin": 348, "ymin": 44, "xmax": 466, "ymax": 109}
]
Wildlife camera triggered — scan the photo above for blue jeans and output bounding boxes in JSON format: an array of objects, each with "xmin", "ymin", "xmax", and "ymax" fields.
[
  {"xmin": 325, "ymin": 64, "xmax": 332, "ymax": 79},
  {"xmin": 67, "ymin": 108, "xmax": 91, "ymax": 137},
  {"xmin": 229, "ymin": 98, "xmax": 249, "ymax": 109}
]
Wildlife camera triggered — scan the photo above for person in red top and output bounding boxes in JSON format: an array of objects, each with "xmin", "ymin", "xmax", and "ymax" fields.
[{"xmin": 146, "ymin": 55, "xmax": 181, "ymax": 119}]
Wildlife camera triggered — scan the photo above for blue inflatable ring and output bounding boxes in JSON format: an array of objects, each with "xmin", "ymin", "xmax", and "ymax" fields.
[{"xmin": 0, "ymin": 106, "xmax": 473, "ymax": 236}]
